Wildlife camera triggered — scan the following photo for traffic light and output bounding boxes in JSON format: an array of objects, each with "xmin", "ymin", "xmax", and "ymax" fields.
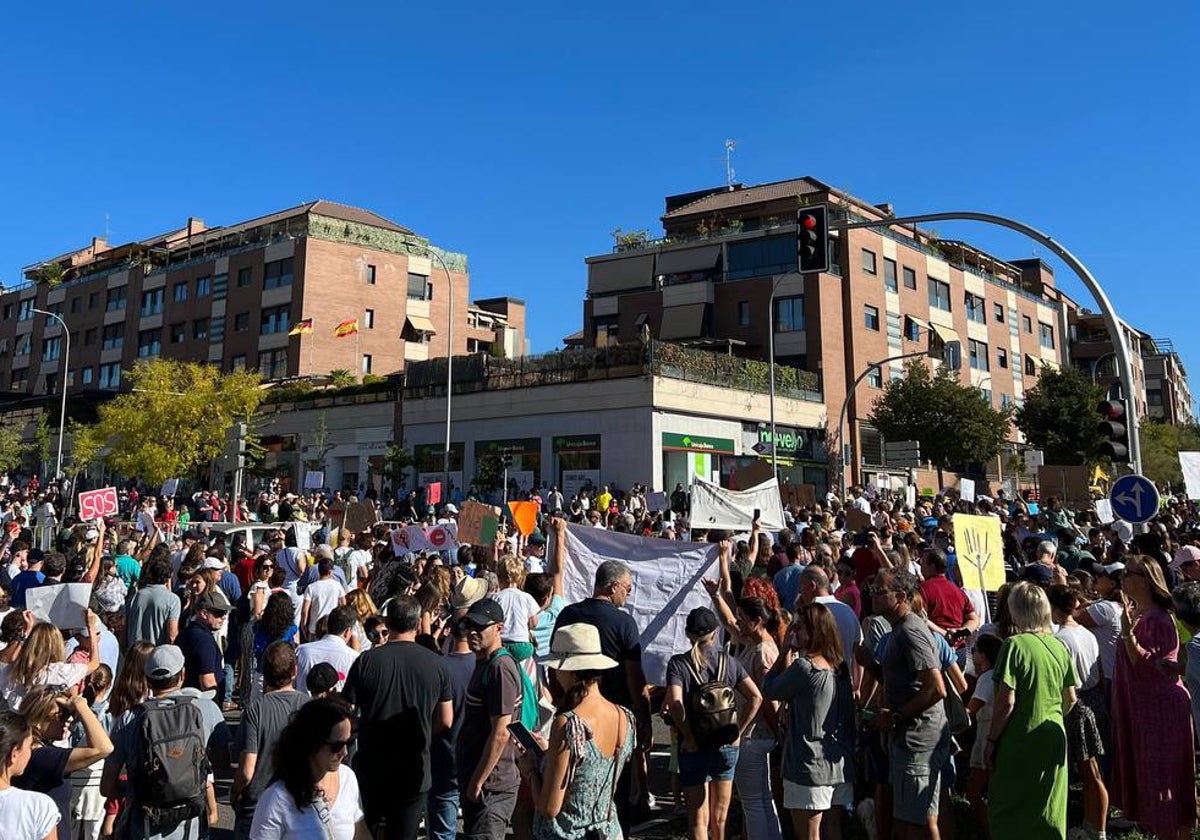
[
  {"xmin": 1096, "ymin": 400, "xmax": 1130, "ymax": 462},
  {"xmin": 797, "ymin": 205, "xmax": 829, "ymax": 274}
]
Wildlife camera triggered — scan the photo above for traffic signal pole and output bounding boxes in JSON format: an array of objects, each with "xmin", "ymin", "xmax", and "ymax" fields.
[{"xmin": 839, "ymin": 211, "xmax": 1142, "ymax": 478}]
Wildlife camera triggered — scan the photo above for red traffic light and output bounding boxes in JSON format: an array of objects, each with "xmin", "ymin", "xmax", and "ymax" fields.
[
  {"xmin": 1097, "ymin": 400, "xmax": 1125, "ymax": 420},
  {"xmin": 801, "ymin": 214, "xmax": 817, "ymax": 230}
]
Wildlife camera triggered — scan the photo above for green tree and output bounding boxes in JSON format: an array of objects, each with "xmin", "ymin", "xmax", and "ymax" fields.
[
  {"xmin": 868, "ymin": 360, "xmax": 1012, "ymax": 481},
  {"xmin": 1014, "ymin": 364, "xmax": 1105, "ymax": 465},
  {"xmin": 1139, "ymin": 421, "xmax": 1200, "ymax": 486},
  {"xmin": 381, "ymin": 442, "xmax": 416, "ymax": 490},
  {"xmin": 33, "ymin": 412, "xmax": 52, "ymax": 471},
  {"xmin": 66, "ymin": 420, "xmax": 102, "ymax": 479},
  {"xmin": 0, "ymin": 424, "xmax": 24, "ymax": 474},
  {"xmin": 473, "ymin": 453, "xmax": 505, "ymax": 493},
  {"xmin": 83, "ymin": 359, "xmax": 264, "ymax": 486},
  {"xmin": 329, "ymin": 369, "xmax": 356, "ymax": 388}
]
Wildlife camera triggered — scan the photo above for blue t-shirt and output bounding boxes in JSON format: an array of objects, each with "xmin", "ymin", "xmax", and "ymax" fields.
[
  {"xmin": 773, "ymin": 564, "xmax": 803, "ymax": 611},
  {"xmin": 10, "ymin": 569, "xmax": 46, "ymax": 608},
  {"xmin": 114, "ymin": 554, "xmax": 141, "ymax": 588},
  {"xmin": 531, "ymin": 594, "xmax": 565, "ymax": 659},
  {"xmin": 177, "ymin": 621, "xmax": 225, "ymax": 699}
]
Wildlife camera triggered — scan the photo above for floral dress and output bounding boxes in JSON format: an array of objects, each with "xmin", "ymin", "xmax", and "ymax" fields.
[{"xmin": 533, "ymin": 707, "xmax": 635, "ymax": 840}]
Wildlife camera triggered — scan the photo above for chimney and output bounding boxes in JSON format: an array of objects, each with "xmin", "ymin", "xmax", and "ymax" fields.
[
  {"xmin": 187, "ymin": 217, "xmax": 206, "ymax": 237},
  {"xmin": 874, "ymin": 202, "xmax": 894, "ymax": 217},
  {"xmin": 91, "ymin": 237, "xmax": 108, "ymax": 255}
]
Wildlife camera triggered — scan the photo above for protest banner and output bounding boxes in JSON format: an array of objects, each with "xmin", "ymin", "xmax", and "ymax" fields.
[
  {"xmin": 1095, "ymin": 498, "xmax": 1115, "ymax": 524},
  {"xmin": 1180, "ymin": 452, "xmax": 1200, "ymax": 500},
  {"xmin": 845, "ymin": 509, "xmax": 871, "ymax": 534},
  {"xmin": 508, "ymin": 501, "xmax": 539, "ymax": 537},
  {"xmin": 27, "ymin": 583, "xmax": 92, "ymax": 629},
  {"xmin": 343, "ymin": 501, "xmax": 376, "ymax": 534},
  {"xmin": 953, "ymin": 513, "xmax": 1005, "ymax": 593},
  {"xmin": 558, "ymin": 523, "xmax": 718, "ymax": 685},
  {"xmin": 427, "ymin": 522, "xmax": 459, "ymax": 552},
  {"xmin": 304, "ymin": 471, "xmax": 325, "ymax": 490},
  {"xmin": 393, "ymin": 525, "xmax": 434, "ymax": 554},
  {"xmin": 645, "ymin": 491, "xmax": 668, "ymax": 512},
  {"xmin": 458, "ymin": 501, "xmax": 501, "ymax": 545},
  {"xmin": 292, "ymin": 521, "xmax": 312, "ymax": 551},
  {"xmin": 690, "ymin": 476, "xmax": 786, "ymax": 530},
  {"xmin": 959, "ymin": 478, "xmax": 976, "ymax": 503},
  {"xmin": 78, "ymin": 487, "xmax": 119, "ymax": 521},
  {"xmin": 161, "ymin": 478, "xmax": 179, "ymax": 497},
  {"xmin": 427, "ymin": 481, "xmax": 443, "ymax": 506}
]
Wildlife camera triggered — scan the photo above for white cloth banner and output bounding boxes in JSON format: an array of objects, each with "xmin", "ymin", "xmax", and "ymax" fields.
[
  {"xmin": 1180, "ymin": 452, "xmax": 1200, "ymax": 501},
  {"xmin": 1094, "ymin": 498, "xmax": 1114, "ymax": 524},
  {"xmin": 688, "ymin": 476, "xmax": 786, "ymax": 531},
  {"xmin": 559, "ymin": 523, "xmax": 718, "ymax": 686}
]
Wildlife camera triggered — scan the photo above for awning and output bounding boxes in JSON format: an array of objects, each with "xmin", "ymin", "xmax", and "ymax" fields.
[
  {"xmin": 904, "ymin": 315, "xmax": 958, "ymax": 347},
  {"xmin": 659, "ymin": 303, "xmax": 707, "ymax": 340},
  {"xmin": 406, "ymin": 314, "xmax": 438, "ymax": 334},
  {"xmin": 655, "ymin": 244, "xmax": 721, "ymax": 276},
  {"xmin": 587, "ymin": 254, "xmax": 655, "ymax": 294}
]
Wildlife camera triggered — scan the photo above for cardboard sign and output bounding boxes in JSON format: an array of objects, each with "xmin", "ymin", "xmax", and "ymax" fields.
[
  {"xmin": 292, "ymin": 521, "xmax": 312, "ymax": 551},
  {"xmin": 161, "ymin": 479, "xmax": 179, "ymax": 497},
  {"xmin": 343, "ymin": 501, "xmax": 376, "ymax": 535},
  {"xmin": 1094, "ymin": 498, "xmax": 1115, "ymax": 524},
  {"xmin": 427, "ymin": 522, "xmax": 459, "ymax": 552},
  {"xmin": 730, "ymin": 460, "xmax": 774, "ymax": 492},
  {"xmin": 953, "ymin": 513, "xmax": 1005, "ymax": 592},
  {"xmin": 508, "ymin": 501, "xmax": 539, "ymax": 537},
  {"xmin": 393, "ymin": 525, "xmax": 433, "ymax": 555},
  {"xmin": 845, "ymin": 509, "xmax": 871, "ymax": 534},
  {"xmin": 26, "ymin": 583, "xmax": 92, "ymax": 629},
  {"xmin": 458, "ymin": 500, "xmax": 501, "ymax": 545},
  {"xmin": 959, "ymin": 478, "xmax": 976, "ymax": 504},
  {"xmin": 304, "ymin": 471, "xmax": 325, "ymax": 490},
  {"xmin": 1037, "ymin": 465, "xmax": 1093, "ymax": 509},
  {"xmin": 427, "ymin": 481, "xmax": 443, "ymax": 506},
  {"xmin": 646, "ymin": 491, "xmax": 668, "ymax": 512},
  {"xmin": 1180, "ymin": 452, "xmax": 1200, "ymax": 501},
  {"xmin": 78, "ymin": 487, "xmax": 119, "ymax": 521}
]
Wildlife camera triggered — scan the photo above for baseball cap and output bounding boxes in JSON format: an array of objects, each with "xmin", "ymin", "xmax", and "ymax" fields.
[
  {"xmin": 527, "ymin": 530, "xmax": 546, "ymax": 546},
  {"xmin": 201, "ymin": 556, "xmax": 226, "ymax": 571},
  {"xmin": 145, "ymin": 645, "xmax": 186, "ymax": 680},
  {"xmin": 195, "ymin": 590, "xmax": 233, "ymax": 614},
  {"xmin": 84, "ymin": 528, "xmax": 100, "ymax": 542},
  {"xmin": 462, "ymin": 598, "xmax": 505, "ymax": 629},
  {"xmin": 444, "ymin": 503, "xmax": 459, "ymax": 514},
  {"xmin": 1172, "ymin": 545, "xmax": 1200, "ymax": 571},
  {"xmin": 1021, "ymin": 564, "xmax": 1054, "ymax": 585},
  {"xmin": 686, "ymin": 606, "xmax": 719, "ymax": 636},
  {"xmin": 305, "ymin": 662, "xmax": 340, "ymax": 696}
]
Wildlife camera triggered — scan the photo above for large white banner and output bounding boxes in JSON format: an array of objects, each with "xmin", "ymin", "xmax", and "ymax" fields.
[
  {"xmin": 558, "ymin": 523, "xmax": 718, "ymax": 686},
  {"xmin": 1180, "ymin": 452, "xmax": 1200, "ymax": 501},
  {"xmin": 689, "ymin": 476, "xmax": 786, "ymax": 531}
]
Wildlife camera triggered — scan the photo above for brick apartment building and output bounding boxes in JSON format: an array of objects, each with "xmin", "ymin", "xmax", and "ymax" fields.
[
  {"xmin": 579, "ymin": 176, "xmax": 1078, "ymax": 484},
  {"xmin": 1, "ymin": 200, "xmax": 526, "ymax": 396}
]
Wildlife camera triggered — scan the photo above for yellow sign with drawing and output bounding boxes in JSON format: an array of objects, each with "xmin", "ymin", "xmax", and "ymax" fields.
[{"xmin": 953, "ymin": 514, "xmax": 1005, "ymax": 592}]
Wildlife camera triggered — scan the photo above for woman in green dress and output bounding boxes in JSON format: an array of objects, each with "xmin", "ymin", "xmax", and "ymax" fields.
[{"xmin": 985, "ymin": 582, "xmax": 1077, "ymax": 840}]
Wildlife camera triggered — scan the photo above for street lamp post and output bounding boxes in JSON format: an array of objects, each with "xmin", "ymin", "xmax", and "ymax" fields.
[
  {"xmin": 423, "ymin": 249, "xmax": 456, "ymax": 498},
  {"xmin": 32, "ymin": 308, "xmax": 69, "ymax": 481},
  {"xmin": 767, "ymin": 273, "xmax": 802, "ymax": 478}
]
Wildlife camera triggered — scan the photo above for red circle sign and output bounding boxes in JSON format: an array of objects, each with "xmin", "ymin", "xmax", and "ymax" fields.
[{"xmin": 429, "ymin": 527, "xmax": 447, "ymax": 548}]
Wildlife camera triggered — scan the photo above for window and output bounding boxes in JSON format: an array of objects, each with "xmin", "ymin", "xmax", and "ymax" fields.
[
  {"xmin": 44, "ymin": 373, "xmax": 58, "ymax": 394},
  {"xmin": 237, "ymin": 267, "xmax": 253, "ymax": 287},
  {"xmin": 406, "ymin": 273, "xmax": 431, "ymax": 301},
  {"xmin": 231, "ymin": 354, "xmax": 247, "ymax": 372},
  {"xmin": 726, "ymin": 235, "xmax": 797, "ymax": 280},
  {"xmin": 193, "ymin": 319, "xmax": 208, "ymax": 340},
  {"xmin": 1038, "ymin": 322, "xmax": 1055, "ymax": 349},
  {"xmin": 902, "ymin": 266, "xmax": 917, "ymax": 289},
  {"xmin": 1025, "ymin": 355, "xmax": 1037, "ymax": 376},
  {"xmin": 196, "ymin": 276, "xmax": 211, "ymax": 298},
  {"xmin": 14, "ymin": 335, "xmax": 30, "ymax": 357},
  {"xmin": 994, "ymin": 303, "xmax": 1004, "ymax": 323},
  {"xmin": 259, "ymin": 348, "xmax": 288, "ymax": 380},
  {"xmin": 1022, "ymin": 314, "xmax": 1033, "ymax": 333},
  {"xmin": 861, "ymin": 249, "xmax": 877, "ymax": 275},
  {"xmin": 99, "ymin": 363, "xmax": 120, "ymax": 389},
  {"xmin": 1000, "ymin": 394, "xmax": 1013, "ymax": 410},
  {"xmin": 866, "ymin": 366, "xmax": 883, "ymax": 388},
  {"xmin": 42, "ymin": 337, "xmax": 62, "ymax": 362},
  {"xmin": 366, "ymin": 265, "xmax": 377, "ymax": 285},
  {"xmin": 362, "ymin": 354, "xmax": 373, "ymax": 375},
  {"xmin": 70, "ymin": 297, "xmax": 81, "ymax": 314},
  {"xmin": 106, "ymin": 287, "xmax": 126, "ymax": 311},
  {"xmin": 18, "ymin": 299, "xmax": 34, "ymax": 321},
  {"xmin": 137, "ymin": 329, "xmax": 162, "ymax": 358},
  {"xmin": 883, "ymin": 258, "xmax": 897, "ymax": 291},
  {"xmin": 1, "ymin": 304, "xmax": 10, "ymax": 320},
  {"xmin": 364, "ymin": 309, "xmax": 375, "ymax": 329},
  {"xmin": 10, "ymin": 369, "xmax": 27, "ymax": 391},
  {"xmin": 88, "ymin": 292, "xmax": 99, "ymax": 310},
  {"xmin": 263, "ymin": 258, "xmax": 293, "ymax": 290},
  {"xmin": 998, "ymin": 347, "xmax": 1008, "ymax": 368},
  {"xmin": 864, "ymin": 305, "xmax": 880, "ymax": 331},
  {"xmin": 928, "ymin": 278, "xmax": 951, "ymax": 311},
  {"xmin": 234, "ymin": 312, "xmax": 249, "ymax": 331},
  {"xmin": 980, "ymin": 389, "xmax": 992, "ymax": 406},
  {"xmin": 102, "ymin": 324, "xmax": 123, "ymax": 350},
  {"xmin": 81, "ymin": 367, "xmax": 93, "ymax": 386},
  {"xmin": 1148, "ymin": 389, "xmax": 1163, "ymax": 407},
  {"xmin": 969, "ymin": 339, "xmax": 990, "ymax": 371},
  {"xmin": 170, "ymin": 323, "xmax": 186, "ymax": 344},
  {"xmin": 84, "ymin": 328, "xmax": 96, "ymax": 347},
  {"xmin": 261, "ymin": 305, "xmax": 291, "ymax": 334},
  {"xmin": 904, "ymin": 317, "xmax": 921, "ymax": 342},
  {"xmin": 965, "ymin": 293, "xmax": 986, "ymax": 323},
  {"xmin": 773, "ymin": 296, "xmax": 805, "ymax": 332},
  {"xmin": 173, "ymin": 282, "xmax": 188, "ymax": 303},
  {"xmin": 737, "ymin": 301, "xmax": 750, "ymax": 327},
  {"xmin": 140, "ymin": 288, "xmax": 164, "ymax": 317}
]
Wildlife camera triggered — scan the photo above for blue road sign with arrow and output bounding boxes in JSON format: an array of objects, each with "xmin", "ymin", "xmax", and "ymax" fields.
[{"xmin": 1109, "ymin": 474, "xmax": 1160, "ymax": 525}]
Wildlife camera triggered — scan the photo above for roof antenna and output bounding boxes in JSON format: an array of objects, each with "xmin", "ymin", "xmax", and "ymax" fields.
[
  {"xmin": 103, "ymin": 213, "xmax": 110, "ymax": 240},
  {"xmin": 724, "ymin": 139, "xmax": 736, "ymax": 189}
]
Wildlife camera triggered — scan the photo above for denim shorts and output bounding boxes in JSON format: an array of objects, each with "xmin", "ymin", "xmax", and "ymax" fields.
[{"xmin": 678, "ymin": 743, "xmax": 740, "ymax": 787}]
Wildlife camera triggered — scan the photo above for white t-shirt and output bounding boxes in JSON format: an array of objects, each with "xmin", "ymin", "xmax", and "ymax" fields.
[
  {"xmin": 1054, "ymin": 623, "xmax": 1101, "ymax": 691},
  {"xmin": 344, "ymin": 550, "xmax": 372, "ymax": 592},
  {"xmin": 1085, "ymin": 599, "xmax": 1122, "ymax": 680},
  {"xmin": 969, "ymin": 670, "xmax": 995, "ymax": 769},
  {"xmin": 0, "ymin": 785, "xmax": 59, "ymax": 840},
  {"xmin": 296, "ymin": 636, "xmax": 360, "ymax": 693},
  {"xmin": 0, "ymin": 662, "xmax": 89, "ymax": 710},
  {"xmin": 813, "ymin": 595, "xmax": 864, "ymax": 668},
  {"xmin": 492, "ymin": 587, "xmax": 540, "ymax": 643},
  {"xmin": 303, "ymin": 579, "xmax": 344, "ymax": 636},
  {"xmin": 250, "ymin": 764, "xmax": 363, "ymax": 840}
]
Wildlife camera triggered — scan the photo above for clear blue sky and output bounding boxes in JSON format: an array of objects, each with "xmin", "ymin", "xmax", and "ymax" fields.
[{"xmin": 2, "ymin": 2, "xmax": 1196, "ymax": 406}]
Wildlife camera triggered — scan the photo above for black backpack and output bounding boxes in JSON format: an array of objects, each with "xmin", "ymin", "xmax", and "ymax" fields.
[
  {"xmin": 685, "ymin": 651, "xmax": 739, "ymax": 749},
  {"xmin": 131, "ymin": 695, "xmax": 211, "ymax": 826}
]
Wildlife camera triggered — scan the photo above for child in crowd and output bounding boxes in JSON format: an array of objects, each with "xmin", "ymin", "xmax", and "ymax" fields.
[
  {"xmin": 72, "ymin": 664, "xmax": 114, "ymax": 840},
  {"xmin": 966, "ymin": 633, "xmax": 1003, "ymax": 840}
]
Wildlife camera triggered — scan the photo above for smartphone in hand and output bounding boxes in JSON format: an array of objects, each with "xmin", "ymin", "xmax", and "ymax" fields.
[{"xmin": 507, "ymin": 721, "xmax": 545, "ymax": 758}]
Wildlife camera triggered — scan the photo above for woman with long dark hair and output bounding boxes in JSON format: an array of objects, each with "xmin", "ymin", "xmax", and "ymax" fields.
[
  {"xmin": 106, "ymin": 642, "xmax": 154, "ymax": 724},
  {"xmin": 249, "ymin": 697, "xmax": 369, "ymax": 839},
  {"xmin": 518, "ymin": 622, "xmax": 633, "ymax": 840},
  {"xmin": 0, "ymin": 710, "xmax": 59, "ymax": 840}
]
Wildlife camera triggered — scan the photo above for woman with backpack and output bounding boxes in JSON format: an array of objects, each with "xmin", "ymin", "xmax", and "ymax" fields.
[{"xmin": 666, "ymin": 607, "xmax": 761, "ymax": 840}]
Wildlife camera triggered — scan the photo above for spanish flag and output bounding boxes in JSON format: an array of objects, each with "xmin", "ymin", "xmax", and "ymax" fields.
[
  {"xmin": 334, "ymin": 319, "xmax": 359, "ymax": 338},
  {"xmin": 288, "ymin": 318, "xmax": 314, "ymax": 336}
]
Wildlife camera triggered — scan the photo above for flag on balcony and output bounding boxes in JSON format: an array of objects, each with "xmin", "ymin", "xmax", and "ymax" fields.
[
  {"xmin": 288, "ymin": 318, "xmax": 314, "ymax": 336},
  {"xmin": 334, "ymin": 319, "xmax": 359, "ymax": 338}
]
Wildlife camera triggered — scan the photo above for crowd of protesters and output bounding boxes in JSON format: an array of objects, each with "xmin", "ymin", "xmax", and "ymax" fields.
[{"xmin": 0, "ymin": 471, "xmax": 1198, "ymax": 840}]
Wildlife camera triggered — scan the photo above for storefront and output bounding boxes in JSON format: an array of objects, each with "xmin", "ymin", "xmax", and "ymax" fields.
[
  {"xmin": 741, "ymin": 423, "xmax": 829, "ymax": 496},
  {"xmin": 475, "ymin": 438, "xmax": 542, "ymax": 492},
  {"xmin": 553, "ymin": 434, "xmax": 602, "ymax": 498},
  {"xmin": 661, "ymin": 432, "xmax": 736, "ymax": 492},
  {"xmin": 414, "ymin": 442, "xmax": 465, "ymax": 495}
]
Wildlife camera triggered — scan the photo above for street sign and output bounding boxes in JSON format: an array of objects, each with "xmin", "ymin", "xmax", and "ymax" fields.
[
  {"xmin": 885, "ymin": 440, "xmax": 921, "ymax": 468},
  {"xmin": 752, "ymin": 440, "xmax": 773, "ymax": 455},
  {"xmin": 1109, "ymin": 474, "xmax": 1160, "ymax": 525}
]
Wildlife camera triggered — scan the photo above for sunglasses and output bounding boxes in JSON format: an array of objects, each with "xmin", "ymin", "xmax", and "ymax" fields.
[{"xmin": 325, "ymin": 736, "xmax": 355, "ymax": 752}]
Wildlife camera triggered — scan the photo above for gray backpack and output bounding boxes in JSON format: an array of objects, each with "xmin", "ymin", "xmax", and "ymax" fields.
[{"xmin": 131, "ymin": 695, "xmax": 211, "ymax": 826}]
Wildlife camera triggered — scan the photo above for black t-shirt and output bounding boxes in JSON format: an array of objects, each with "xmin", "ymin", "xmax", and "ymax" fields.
[
  {"xmin": 177, "ymin": 621, "xmax": 226, "ymax": 701},
  {"xmin": 430, "ymin": 650, "xmax": 477, "ymax": 793},
  {"xmin": 342, "ymin": 641, "xmax": 451, "ymax": 798},
  {"xmin": 13, "ymin": 744, "xmax": 71, "ymax": 840},
  {"xmin": 554, "ymin": 598, "xmax": 641, "ymax": 706}
]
